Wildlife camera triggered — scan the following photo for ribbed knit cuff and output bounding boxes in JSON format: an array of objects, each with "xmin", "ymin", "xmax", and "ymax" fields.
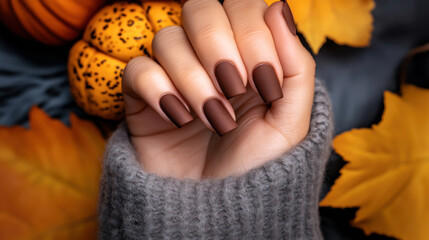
[{"xmin": 99, "ymin": 79, "xmax": 333, "ymax": 240}]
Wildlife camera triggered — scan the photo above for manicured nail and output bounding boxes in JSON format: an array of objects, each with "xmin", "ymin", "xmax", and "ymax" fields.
[
  {"xmin": 282, "ymin": 0, "xmax": 297, "ymax": 36},
  {"xmin": 253, "ymin": 64, "xmax": 283, "ymax": 104},
  {"xmin": 214, "ymin": 61, "xmax": 246, "ymax": 99},
  {"xmin": 160, "ymin": 94, "xmax": 193, "ymax": 128},
  {"xmin": 203, "ymin": 99, "xmax": 237, "ymax": 136}
]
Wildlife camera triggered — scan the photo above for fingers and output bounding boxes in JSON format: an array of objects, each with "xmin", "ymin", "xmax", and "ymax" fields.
[
  {"xmin": 152, "ymin": 26, "xmax": 237, "ymax": 136},
  {"xmin": 123, "ymin": 56, "xmax": 193, "ymax": 128},
  {"xmin": 124, "ymin": 0, "xmax": 315, "ymax": 139},
  {"xmin": 223, "ymin": 0, "xmax": 284, "ymax": 104},
  {"xmin": 182, "ymin": 0, "xmax": 284, "ymax": 104},
  {"xmin": 264, "ymin": 1, "xmax": 315, "ymax": 139},
  {"xmin": 182, "ymin": 0, "xmax": 247, "ymax": 99}
]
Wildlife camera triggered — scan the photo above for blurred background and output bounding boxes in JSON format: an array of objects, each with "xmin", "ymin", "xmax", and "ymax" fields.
[{"xmin": 0, "ymin": 0, "xmax": 428, "ymax": 239}]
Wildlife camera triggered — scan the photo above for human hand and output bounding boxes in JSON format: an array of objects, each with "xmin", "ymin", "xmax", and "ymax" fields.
[{"xmin": 122, "ymin": 0, "xmax": 315, "ymax": 180}]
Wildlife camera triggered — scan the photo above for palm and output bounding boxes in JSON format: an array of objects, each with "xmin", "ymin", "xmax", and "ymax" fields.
[{"xmin": 127, "ymin": 85, "xmax": 292, "ymax": 179}]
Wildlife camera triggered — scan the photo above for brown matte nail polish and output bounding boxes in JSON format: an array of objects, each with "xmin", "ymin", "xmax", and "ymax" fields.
[
  {"xmin": 282, "ymin": 0, "xmax": 297, "ymax": 36},
  {"xmin": 253, "ymin": 64, "xmax": 283, "ymax": 104},
  {"xmin": 160, "ymin": 94, "xmax": 193, "ymax": 128},
  {"xmin": 203, "ymin": 99, "xmax": 237, "ymax": 136},
  {"xmin": 214, "ymin": 61, "xmax": 246, "ymax": 99}
]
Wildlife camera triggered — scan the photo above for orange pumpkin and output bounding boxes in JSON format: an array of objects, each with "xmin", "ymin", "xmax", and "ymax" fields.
[
  {"xmin": 68, "ymin": 1, "xmax": 182, "ymax": 120},
  {"xmin": 0, "ymin": 0, "xmax": 105, "ymax": 45}
]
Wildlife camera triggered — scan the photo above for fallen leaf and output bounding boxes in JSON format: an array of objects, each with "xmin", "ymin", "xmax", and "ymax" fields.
[
  {"xmin": 264, "ymin": 0, "xmax": 279, "ymax": 6},
  {"xmin": 320, "ymin": 85, "xmax": 429, "ymax": 240},
  {"xmin": 264, "ymin": 0, "xmax": 375, "ymax": 54},
  {"xmin": 0, "ymin": 107, "xmax": 105, "ymax": 240}
]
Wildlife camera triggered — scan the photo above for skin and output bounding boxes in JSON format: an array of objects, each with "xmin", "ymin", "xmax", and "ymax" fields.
[{"xmin": 122, "ymin": 0, "xmax": 316, "ymax": 180}]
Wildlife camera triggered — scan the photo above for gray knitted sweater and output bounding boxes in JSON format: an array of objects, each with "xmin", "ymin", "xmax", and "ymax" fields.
[{"xmin": 99, "ymin": 79, "xmax": 333, "ymax": 239}]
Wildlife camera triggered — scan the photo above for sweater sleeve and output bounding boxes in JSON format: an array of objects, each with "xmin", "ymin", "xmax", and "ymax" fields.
[{"xmin": 98, "ymin": 78, "xmax": 333, "ymax": 240}]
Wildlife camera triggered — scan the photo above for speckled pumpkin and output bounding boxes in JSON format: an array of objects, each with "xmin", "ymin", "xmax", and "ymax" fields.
[
  {"xmin": 68, "ymin": 1, "xmax": 181, "ymax": 120},
  {"xmin": 0, "ymin": 0, "xmax": 105, "ymax": 45}
]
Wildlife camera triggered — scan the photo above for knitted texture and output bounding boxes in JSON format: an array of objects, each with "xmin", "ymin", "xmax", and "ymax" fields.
[{"xmin": 99, "ymin": 79, "xmax": 333, "ymax": 239}]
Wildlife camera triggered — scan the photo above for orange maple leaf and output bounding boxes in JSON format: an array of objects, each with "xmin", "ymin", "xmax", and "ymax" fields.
[
  {"xmin": 0, "ymin": 107, "xmax": 105, "ymax": 240},
  {"xmin": 320, "ymin": 85, "xmax": 429, "ymax": 240},
  {"xmin": 264, "ymin": 0, "xmax": 375, "ymax": 54}
]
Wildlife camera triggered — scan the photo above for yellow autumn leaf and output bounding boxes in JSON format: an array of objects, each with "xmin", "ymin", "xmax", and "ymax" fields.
[
  {"xmin": 264, "ymin": 0, "xmax": 375, "ymax": 54},
  {"xmin": 320, "ymin": 85, "xmax": 429, "ymax": 240},
  {"xmin": 264, "ymin": 0, "xmax": 279, "ymax": 6},
  {"xmin": 0, "ymin": 107, "xmax": 105, "ymax": 240}
]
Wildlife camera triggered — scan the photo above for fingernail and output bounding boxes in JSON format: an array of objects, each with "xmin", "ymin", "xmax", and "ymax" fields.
[
  {"xmin": 203, "ymin": 99, "xmax": 237, "ymax": 136},
  {"xmin": 160, "ymin": 94, "xmax": 193, "ymax": 128},
  {"xmin": 282, "ymin": 0, "xmax": 297, "ymax": 36},
  {"xmin": 253, "ymin": 64, "xmax": 283, "ymax": 104},
  {"xmin": 214, "ymin": 61, "xmax": 246, "ymax": 99}
]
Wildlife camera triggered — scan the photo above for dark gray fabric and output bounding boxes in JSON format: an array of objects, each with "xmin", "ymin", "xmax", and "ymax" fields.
[
  {"xmin": 0, "ymin": 24, "xmax": 85, "ymax": 127},
  {"xmin": 99, "ymin": 79, "xmax": 333, "ymax": 239}
]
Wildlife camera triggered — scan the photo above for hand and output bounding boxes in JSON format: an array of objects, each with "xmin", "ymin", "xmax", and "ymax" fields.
[{"xmin": 122, "ymin": 0, "xmax": 315, "ymax": 179}]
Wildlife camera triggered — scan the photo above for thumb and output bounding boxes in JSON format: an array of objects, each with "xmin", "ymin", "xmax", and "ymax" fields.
[{"xmin": 264, "ymin": 1, "xmax": 315, "ymax": 140}]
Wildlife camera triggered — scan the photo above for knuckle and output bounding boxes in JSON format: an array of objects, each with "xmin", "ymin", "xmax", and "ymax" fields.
[
  {"xmin": 224, "ymin": 0, "xmax": 266, "ymax": 12},
  {"xmin": 123, "ymin": 57, "xmax": 143, "ymax": 85},
  {"xmin": 152, "ymin": 25, "xmax": 185, "ymax": 52},
  {"xmin": 125, "ymin": 56, "xmax": 152, "ymax": 77},
  {"xmin": 182, "ymin": 0, "xmax": 212, "ymax": 16},
  {"xmin": 291, "ymin": 50, "xmax": 316, "ymax": 78},
  {"xmin": 181, "ymin": 0, "xmax": 232, "ymax": 45},
  {"xmin": 197, "ymin": 24, "xmax": 231, "ymax": 44},
  {"xmin": 235, "ymin": 26, "xmax": 267, "ymax": 43},
  {"xmin": 223, "ymin": 0, "xmax": 250, "ymax": 11},
  {"xmin": 179, "ymin": 63, "xmax": 204, "ymax": 77},
  {"xmin": 302, "ymin": 54, "xmax": 316, "ymax": 76},
  {"xmin": 223, "ymin": 0, "xmax": 268, "ymax": 43},
  {"xmin": 123, "ymin": 57, "xmax": 158, "ymax": 90}
]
